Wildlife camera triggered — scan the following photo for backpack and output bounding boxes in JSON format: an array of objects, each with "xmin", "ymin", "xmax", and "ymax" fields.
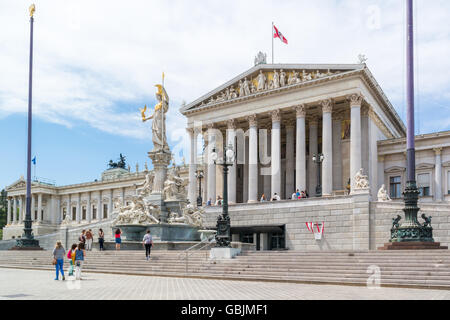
[{"xmin": 67, "ymin": 250, "xmax": 72, "ymax": 259}]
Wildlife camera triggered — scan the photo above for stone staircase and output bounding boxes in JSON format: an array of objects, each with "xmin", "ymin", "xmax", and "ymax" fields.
[{"xmin": 0, "ymin": 250, "xmax": 449, "ymax": 289}]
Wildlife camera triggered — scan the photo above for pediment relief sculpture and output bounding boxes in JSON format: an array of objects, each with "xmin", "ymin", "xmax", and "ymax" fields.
[{"xmin": 191, "ymin": 68, "xmax": 341, "ymax": 109}]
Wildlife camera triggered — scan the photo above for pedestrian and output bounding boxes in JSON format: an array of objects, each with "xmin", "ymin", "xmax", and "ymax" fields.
[
  {"xmin": 260, "ymin": 194, "xmax": 266, "ymax": 202},
  {"xmin": 115, "ymin": 228, "xmax": 122, "ymax": 250},
  {"xmin": 52, "ymin": 241, "xmax": 66, "ymax": 281},
  {"xmin": 67, "ymin": 243, "xmax": 77, "ymax": 277},
  {"xmin": 78, "ymin": 230, "xmax": 86, "ymax": 244},
  {"xmin": 206, "ymin": 198, "xmax": 212, "ymax": 206},
  {"xmin": 98, "ymin": 228, "xmax": 105, "ymax": 251},
  {"xmin": 291, "ymin": 191, "xmax": 297, "ymax": 200},
  {"xmin": 142, "ymin": 230, "xmax": 153, "ymax": 261},
  {"xmin": 74, "ymin": 242, "xmax": 86, "ymax": 280},
  {"xmin": 271, "ymin": 193, "xmax": 281, "ymax": 201},
  {"xmin": 85, "ymin": 229, "xmax": 93, "ymax": 251},
  {"xmin": 296, "ymin": 189, "xmax": 300, "ymax": 198}
]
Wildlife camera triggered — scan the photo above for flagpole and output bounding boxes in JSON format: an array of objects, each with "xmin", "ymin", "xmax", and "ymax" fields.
[{"xmin": 272, "ymin": 22, "xmax": 274, "ymax": 64}]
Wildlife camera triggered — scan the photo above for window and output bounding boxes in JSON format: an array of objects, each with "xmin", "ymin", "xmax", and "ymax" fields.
[
  {"xmin": 82, "ymin": 206, "xmax": 86, "ymax": 220},
  {"xmin": 92, "ymin": 206, "xmax": 97, "ymax": 220},
  {"xmin": 72, "ymin": 207, "xmax": 76, "ymax": 221},
  {"xmin": 417, "ymin": 173, "xmax": 431, "ymax": 197},
  {"xmin": 62, "ymin": 207, "xmax": 67, "ymax": 220},
  {"xmin": 389, "ymin": 176, "xmax": 402, "ymax": 199},
  {"xmin": 103, "ymin": 204, "xmax": 108, "ymax": 219}
]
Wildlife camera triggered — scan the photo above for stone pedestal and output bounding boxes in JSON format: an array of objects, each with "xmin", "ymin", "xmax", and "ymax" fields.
[
  {"xmin": 148, "ymin": 150, "xmax": 171, "ymax": 194},
  {"xmin": 210, "ymin": 247, "xmax": 241, "ymax": 259},
  {"xmin": 379, "ymin": 242, "xmax": 448, "ymax": 250}
]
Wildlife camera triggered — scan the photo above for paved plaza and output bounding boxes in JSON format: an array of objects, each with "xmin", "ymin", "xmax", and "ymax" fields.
[{"xmin": 0, "ymin": 268, "xmax": 449, "ymax": 300}]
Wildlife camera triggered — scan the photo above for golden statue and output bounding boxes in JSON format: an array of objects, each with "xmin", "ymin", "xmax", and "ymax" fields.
[
  {"xmin": 140, "ymin": 83, "xmax": 170, "ymax": 152},
  {"xmin": 29, "ymin": 4, "xmax": 36, "ymax": 17}
]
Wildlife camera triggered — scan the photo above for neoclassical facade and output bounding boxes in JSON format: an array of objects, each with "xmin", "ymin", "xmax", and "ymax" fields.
[
  {"xmin": 3, "ymin": 166, "xmax": 190, "ymax": 240},
  {"xmin": 181, "ymin": 62, "xmax": 450, "ymax": 250},
  {"xmin": 182, "ymin": 63, "xmax": 407, "ymax": 204}
]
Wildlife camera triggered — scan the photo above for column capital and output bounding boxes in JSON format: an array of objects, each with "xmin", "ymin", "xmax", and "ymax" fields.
[
  {"xmin": 347, "ymin": 93, "xmax": 364, "ymax": 107},
  {"xmin": 227, "ymin": 119, "xmax": 236, "ymax": 130},
  {"xmin": 271, "ymin": 109, "xmax": 281, "ymax": 122},
  {"xmin": 295, "ymin": 104, "xmax": 306, "ymax": 118},
  {"xmin": 247, "ymin": 114, "xmax": 258, "ymax": 127},
  {"xmin": 320, "ymin": 98, "xmax": 333, "ymax": 113},
  {"xmin": 434, "ymin": 147, "xmax": 443, "ymax": 156}
]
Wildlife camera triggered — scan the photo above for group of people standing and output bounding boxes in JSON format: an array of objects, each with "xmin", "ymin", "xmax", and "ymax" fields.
[
  {"xmin": 52, "ymin": 241, "xmax": 85, "ymax": 280},
  {"xmin": 52, "ymin": 228, "xmax": 154, "ymax": 281},
  {"xmin": 205, "ymin": 189, "xmax": 309, "ymax": 205}
]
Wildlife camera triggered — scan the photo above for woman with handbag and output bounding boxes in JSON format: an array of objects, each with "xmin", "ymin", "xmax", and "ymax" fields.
[
  {"xmin": 52, "ymin": 241, "xmax": 66, "ymax": 281},
  {"xmin": 74, "ymin": 242, "xmax": 86, "ymax": 280}
]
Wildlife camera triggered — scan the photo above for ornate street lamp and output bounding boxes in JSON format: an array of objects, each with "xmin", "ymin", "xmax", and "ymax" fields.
[
  {"xmin": 211, "ymin": 143, "xmax": 235, "ymax": 248},
  {"xmin": 312, "ymin": 153, "xmax": 324, "ymax": 197},
  {"xmin": 195, "ymin": 169, "xmax": 204, "ymax": 207}
]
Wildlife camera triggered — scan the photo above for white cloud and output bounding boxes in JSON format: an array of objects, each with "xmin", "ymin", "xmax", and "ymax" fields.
[{"xmin": 1, "ymin": 0, "xmax": 450, "ymax": 149}]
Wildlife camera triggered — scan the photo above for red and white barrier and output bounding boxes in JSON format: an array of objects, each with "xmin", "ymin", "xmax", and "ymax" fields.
[{"xmin": 306, "ymin": 222, "xmax": 324, "ymax": 240}]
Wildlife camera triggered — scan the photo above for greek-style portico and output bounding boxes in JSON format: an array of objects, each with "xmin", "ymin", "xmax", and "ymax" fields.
[{"xmin": 182, "ymin": 63, "xmax": 406, "ymax": 204}]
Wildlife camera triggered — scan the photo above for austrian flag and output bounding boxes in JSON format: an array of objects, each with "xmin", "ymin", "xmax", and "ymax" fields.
[{"xmin": 273, "ymin": 25, "xmax": 288, "ymax": 44}]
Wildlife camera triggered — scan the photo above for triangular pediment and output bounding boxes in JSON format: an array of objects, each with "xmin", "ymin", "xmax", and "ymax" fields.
[
  {"xmin": 180, "ymin": 63, "xmax": 365, "ymax": 114},
  {"xmin": 7, "ymin": 177, "xmax": 26, "ymax": 190},
  {"xmin": 416, "ymin": 163, "xmax": 435, "ymax": 170}
]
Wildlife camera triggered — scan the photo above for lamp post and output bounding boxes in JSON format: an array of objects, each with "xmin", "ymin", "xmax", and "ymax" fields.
[
  {"xmin": 312, "ymin": 153, "xmax": 324, "ymax": 197},
  {"xmin": 14, "ymin": 4, "xmax": 40, "ymax": 250},
  {"xmin": 195, "ymin": 170, "xmax": 204, "ymax": 207},
  {"xmin": 211, "ymin": 143, "xmax": 235, "ymax": 248}
]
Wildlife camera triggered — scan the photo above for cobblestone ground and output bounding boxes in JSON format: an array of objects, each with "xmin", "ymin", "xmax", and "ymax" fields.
[{"xmin": 0, "ymin": 268, "xmax": 449, "ymax": 300}]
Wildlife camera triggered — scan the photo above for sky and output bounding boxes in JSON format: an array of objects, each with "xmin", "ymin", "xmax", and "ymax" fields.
[{"xmin": 1, "ymin": 0, "xmax": 450, "ymax": 189}]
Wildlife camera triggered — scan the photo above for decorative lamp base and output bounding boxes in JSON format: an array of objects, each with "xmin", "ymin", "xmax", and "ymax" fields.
[{"xmin": 10, "ymin": 238, "xmax": 42, "ymax": 250}]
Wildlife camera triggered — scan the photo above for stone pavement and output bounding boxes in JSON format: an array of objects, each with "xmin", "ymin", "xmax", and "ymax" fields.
[{"xmin": 0, "ymin": 268, "xmax": 449, "ymax": 300}]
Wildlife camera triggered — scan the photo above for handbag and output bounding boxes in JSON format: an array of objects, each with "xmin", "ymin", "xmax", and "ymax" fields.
[{"xmin": 52, "ymin": 258, "xmax": 57, "ymax": 265}]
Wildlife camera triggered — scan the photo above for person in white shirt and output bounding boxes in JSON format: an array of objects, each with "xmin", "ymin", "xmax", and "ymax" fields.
[
  {"xmin": 291, "ymin": 192, "xmax": 297, "ymax": 200},
  {"xmin": 271, "ymin": 193, "xmax": 281, "ymax": 201},
  {"xmin": 142, "ymin": 230, "xmax": 153, "ymax": 261}
]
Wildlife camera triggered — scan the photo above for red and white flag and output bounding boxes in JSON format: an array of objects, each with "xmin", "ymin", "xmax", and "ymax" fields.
[{"xmin": 273, "ymin": 25, "xmax": 288, "ymax": 44}]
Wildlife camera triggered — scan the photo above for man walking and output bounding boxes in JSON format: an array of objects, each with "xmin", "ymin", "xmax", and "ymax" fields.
[{"xmin": 142, "ymin": 230, "xmax": 153, "ymax": 261}]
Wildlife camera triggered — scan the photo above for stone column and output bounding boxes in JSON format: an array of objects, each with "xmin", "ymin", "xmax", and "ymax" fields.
[
  {"xmin": 87, "ymin": 192, "xmax": 92, "ymax": 223},
  {"xmin": 37, "ymin": 193, "xmax": 42, "ymax": 223},
  {"xmin": 271, "ymin": 110, "xmax": 281, "ymax": 198},
  {"xmin": 98, "ymin": 191, "xmax": 103, "ymax": 221},
  {"xmin": 243, "ymin": 135, "xmax": 249, "ymax": 203},
  {"xmin": 121, "ymin": 187, "xmax": 126, "ymax": 205},
  {"xmin": 13, "ymin": 197, "xmax": 17, "ymax": 224},
  {"xmin": 77, "ymin": 193, "xmax": 81, "ymax": 223},
  {"xmin": 247, "ymin": 114, "xmax": 259, "ymax": 203},
  {"xmin": 321, "ymin": 99, "xmax": 333, "ymax": 196},
  {"xmin": 30, "ymin": 194, "xmax": 35, "ymax": 221},
  {"xmin": 263, "ymin": 126, "xmax": 271, "ymax": 199},
  {"xmin": 206, "ymin": 124, "xmax": 217, "ymax": 204},
  {"xmin": 227, "ymin": 119, "xmax": 237, "ymax": 204},
  {"xmin": 285, "ymin": 120, "xmax": 295, "ymax": 198},
  {"xmin": 348, "ymin": 93, "xmax": 363, "ymax": 192},
  {"xmin": 19, "ymin": 196, "xmax": 24, "ymax": 224},
  {"xmin": 7, "ymin": 197, "xmax": 11, "ymax": 225},
  {"xmin": 109, "ymin": 189, "xmax": 113, "ymax": 219},
  {"xmin": 377, "ymin": 156, "xmax": 385, "ymax": 192},
  {"xmin": 187, "ymin": 128, "xmax": 197, "ymax": 205},
  {"xmin": 434, "ymin": 148, "xmax": 443, "ymax": 202},
  {"xmin": 202, "ymin": 132, "xmax": 209, "ymax": 204},
  {"xmin": 295, "ymin": 105, "xmax": 307, "ymax": 193},
  {"xmin": 332, "ymin": 114, "xmax": 343, "ymax": 190},
  {"xmin": 308, "ymin": 117, "xmax": 318, "ymax": 196}
]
